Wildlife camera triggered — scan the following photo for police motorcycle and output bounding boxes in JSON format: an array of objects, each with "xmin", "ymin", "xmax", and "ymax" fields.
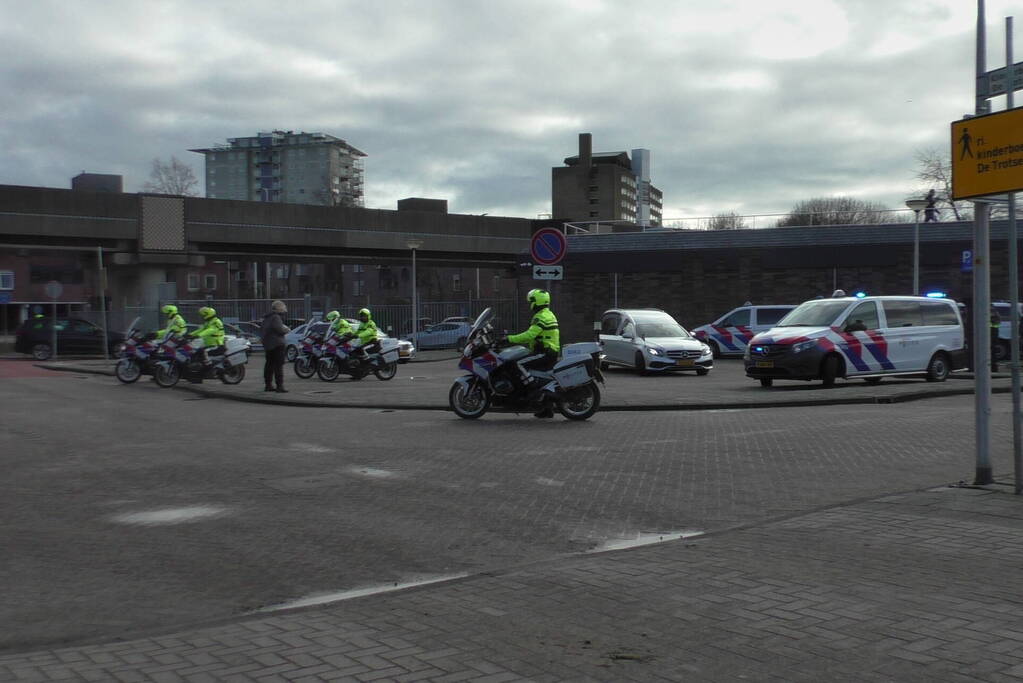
[
  {"xmin": 316, "ymin": 329, "xmax": 400, "ymax": 381},
  {"xmin": 114, "ymin": 317, "xmax": 168, "ymax": 384},
  {"xmin": 293, "ymin": 326, "xmax": 327, "ymax": 379},
  {"xmin": 153, "ymin": 333, "xmax": 249, "ymax": 388},
  {"xmin": 449, "ymin": 308, "xmax": 604, "ymax": 420}
]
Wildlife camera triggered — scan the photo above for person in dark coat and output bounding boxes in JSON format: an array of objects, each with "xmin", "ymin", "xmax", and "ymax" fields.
[
  {"xmin": 260, "ymin": 300, "xmax": 291, "ymax": 392},
  {"xmin": 924, "ymin": 189, "xmax": 939, "ymax": 223}
]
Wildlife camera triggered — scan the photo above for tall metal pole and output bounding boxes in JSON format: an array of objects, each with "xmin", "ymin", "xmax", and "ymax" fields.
[
  {"xmin": 975, "ymin": 0, "xmax": 994, "ymax": 485},
  {"xmin": 412, "ymin": 248, "xmax": 418, "ymax": 339},
  {"xmin": 98, "ymin": 246, "xmax": 109, "ymax": 360},
  {"xmin": 913, "ymin": 209, "xmax": 921, "ymax": 294},
  {"xmin": 1008, "ymin": 16, "xmax": 1022, "ymax": 495}
]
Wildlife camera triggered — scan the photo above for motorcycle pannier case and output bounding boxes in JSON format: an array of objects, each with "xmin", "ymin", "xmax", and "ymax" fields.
[
  {"xmin": 553, "ymin": 361, "xmax": 590, "ymax": 389},
  {"xmin": 380, "ymin": 338, "xmax": 400, "ymax": 363},
  {"xmin": 224, "ymin": 338, "xmax": 248, "ymax": 366}
]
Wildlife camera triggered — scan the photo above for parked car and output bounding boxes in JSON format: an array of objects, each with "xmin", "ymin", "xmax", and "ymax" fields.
[
  {"xmin": 598, "ymin": 309, "xmax": 713, "ymax": 375},
  {"xmin": 15, "ymin": 317, "xmax": 126, "ymax": 360},
  {"xmin": 992, "ymin": 300, "xmax": 1023, "ymax": 362},
  {"xmin": 440, "ymin": 316, "xmax": 473, "ymax": 324},
  {"xmin": 403, "ymin": 321, "xmax": 473, "ymax": 350},
  {"xmin": 691, "ymin": 304, "xmax": 796, "ymax": 358},
  {"xmin": 744, "ymin": 294, "xmax": 967, "ymax": 387},
  {"xmin": 224, "ymin": 323, "xmax": 263, "ymax": 352}
]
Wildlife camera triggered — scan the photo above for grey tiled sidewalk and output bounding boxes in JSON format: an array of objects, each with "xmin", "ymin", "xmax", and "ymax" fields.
[
  {"xmin": 35, "ymin": 356, "xmax": 1018, "ymax": 411},
  {"xmin": 3, "ymin": 484, "xmax": 1021, "ymax": 682}
]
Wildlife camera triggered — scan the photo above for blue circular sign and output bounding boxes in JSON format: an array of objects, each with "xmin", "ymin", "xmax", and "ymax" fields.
[{"xmin": 531, "ymin": 228, "xmax": 567, "ymax": 265}]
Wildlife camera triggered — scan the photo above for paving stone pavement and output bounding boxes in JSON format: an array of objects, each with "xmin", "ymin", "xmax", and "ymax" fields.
[
  {"xmin": 2, "ymin": 485, "xmax": 1021, "ymax": 682},
  {"xmin": 34, "ymin": 356, "xmax": 1019, "ymax": 411}
]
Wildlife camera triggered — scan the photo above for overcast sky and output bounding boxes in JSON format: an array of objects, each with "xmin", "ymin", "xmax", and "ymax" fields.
[{"xmin": 1, "ymin": 0, "xmax": 1019, "ymax": 221}]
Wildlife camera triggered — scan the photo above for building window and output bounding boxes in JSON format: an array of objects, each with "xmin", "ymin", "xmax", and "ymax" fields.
[
  {"xmin": 187, "ymin": 273, "xmax": 200, "ymax": 291},
  {"xmin": 0, "ymin": 270, "xmax": 13, "ymax": 290},
  {"xmin": 353, "ymin": 264, "xmax": 364, "ymax": 273},
  {"xmin": 492, "ymin": 275, "xmax": 500, "ymax": 293},
  {"xmin": 452, "ymin": 273, "xmax": 462, "ymax": 292},
  {"xmin": 353, "ymin": 279, "xmax": 364, "ymax": 296},
  {"xmin": 204, "ymin": 274, "xmax": 217, "ymax": 290}
]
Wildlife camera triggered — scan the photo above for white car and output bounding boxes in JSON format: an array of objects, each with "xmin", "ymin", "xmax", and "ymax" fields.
[
  {"xmin": 599, "ymin": 308, "xmax": 713, "ymax": 375},
  {"xmin": 404, "ymin": 321, "xmax": 473, "ymax": 350}
]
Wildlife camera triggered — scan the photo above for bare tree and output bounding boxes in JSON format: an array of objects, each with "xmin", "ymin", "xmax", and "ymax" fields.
[
  {"xmin": 143, "ymin": 156, "xmax": 199, "ymax": 196},
  {"xmin": 914, "ymin": 148, "xmax": 967, "ymax": 221},
  {"xmin": 776, "ymin": 197, "xmax": 897, "ymax": 227},
  {"xmin": 707, "ymin": 211, "xmax": 749, "ymax": 230}
]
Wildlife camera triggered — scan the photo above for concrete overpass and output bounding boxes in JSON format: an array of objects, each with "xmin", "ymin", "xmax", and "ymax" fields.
[
  {"xmin": 0, "ymin": 184, "xmax": 534, "ymax": 309},
  {"xmin": 0, "ymin": 184, "xmax": 532, "ymax": 265}
]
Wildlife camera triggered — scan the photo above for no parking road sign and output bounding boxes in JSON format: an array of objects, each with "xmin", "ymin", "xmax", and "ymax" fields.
[{"xmin": 530, "ymin": 227, "xmax": 567, "ymax": 266}]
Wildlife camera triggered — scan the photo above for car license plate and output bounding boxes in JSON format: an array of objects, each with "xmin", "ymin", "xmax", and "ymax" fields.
[
  {"xmin": 676, "ymin": 359, "xmax": 694, "ymax": 367},
  {"xmin": 756, "ymin": 361, "xmax": 773, "ymax": 368}
]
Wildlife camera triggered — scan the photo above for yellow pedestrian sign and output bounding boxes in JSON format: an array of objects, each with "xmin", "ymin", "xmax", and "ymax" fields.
[{"xmin": 951, "ymin": 108, "xmax": 1023, "ymax": 200}]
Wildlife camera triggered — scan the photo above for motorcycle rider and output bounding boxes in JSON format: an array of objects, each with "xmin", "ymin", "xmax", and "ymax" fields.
[
  {"xmin": 325, "ymin": 310, "xmax": 354, "ymax": 340},
  {"xmin": 190, "ymin": 306, "xmax": 225, "ymax": 366},
  {"xmin": 354, "ymin": 308, "xmax": 381, "ymax": 360},
  {"xmin": 155, "ymin": 304, "xmax": 187, "ymax": 340},
  {"xmin": 506, "ymin": 288, "xmax": 560, "ymax": 418}
]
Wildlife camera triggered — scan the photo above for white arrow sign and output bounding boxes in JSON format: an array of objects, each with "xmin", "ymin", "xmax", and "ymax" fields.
[{"xmin": 532, "ymin": 265, "xmax": 563, "ymax": 280}]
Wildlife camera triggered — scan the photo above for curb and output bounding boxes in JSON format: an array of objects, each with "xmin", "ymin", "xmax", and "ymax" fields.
[{"xmin": 34, "ymin": 362, "xmax": 1008, "ymax": 412}]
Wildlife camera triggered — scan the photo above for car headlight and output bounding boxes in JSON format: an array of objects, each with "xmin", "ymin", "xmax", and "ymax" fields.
[
  {"xmin": 792, "ymin": 340, "xmax": 817, "ymax": 354},
  {"xmin": 700, "ymin": 343, "xmax": 711, "ymax": 356},
  {"xmin": 648, "ymin": 347, "xmax": 663, "ymax": 356}
]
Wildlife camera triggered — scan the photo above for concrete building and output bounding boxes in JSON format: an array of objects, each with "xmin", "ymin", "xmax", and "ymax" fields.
[
  {"xmin": 552, "ymin": 133, "xmax": 663, "ymax": 227},
  {"xmin": 71, "ymin": 173, "xmax": 123, "ymax": 193},
  {"xmin": 191, "ymin": 131, "xmax": 366, "ymax": 207}
]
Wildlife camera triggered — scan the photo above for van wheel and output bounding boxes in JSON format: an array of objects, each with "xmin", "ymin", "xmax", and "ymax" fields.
[
  {"xmin": 759, "ymin": 378, "xmax": 773, "ymax": 387},
  {"xmin": 864, "ymin": 377, "xmax": 883, "ymax": 385},
  {"xmin": 31, "ymin": 343, "xmax": 53, "ymax": 361},
  {"xmin": 821, "ymin": 355, "xmax": 840, "ymax": 387},
  {"xmin": 926, "ymin": 352, "xmax": 950, "ymax": 382},
  {"xmin": 708, "ymin": 341, "xmax": 721, "ymax": 359}
]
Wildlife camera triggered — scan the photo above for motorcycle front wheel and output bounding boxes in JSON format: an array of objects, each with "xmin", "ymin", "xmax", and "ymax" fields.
[
  {"xmin": 115, "ymin": 358, "xmax": 142, "ymax": 384},
  {"xmin": 294, "ymin": 356, "xmax": 315, "ymax": 379},
  {"xmin": 220, "ymin": 364, "xmax": 245, "ymax": 385},
  {"xmin": 154, "ymin": 363, "xmax": 180, "ymax": 388},
  {"xmin": 317, "ymin": 358, "xmax": 340, "ymax": 382},
  {"xmin": 374, "ymin": 361, "xmax": 397, "ymax": 381},
  {"xmin": 449, "ymin": 380, "xmax": 490, "ymax": 419},
  {"xmin": 557, "ymin": 382, "xmax": 601, "ymax": 421}
]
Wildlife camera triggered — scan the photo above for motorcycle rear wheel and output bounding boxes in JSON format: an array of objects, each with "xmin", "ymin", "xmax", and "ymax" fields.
[
  {"xmin": 449, "ymin": 381, "xmax": 490, "ymax": 419},
  {"xmin": 115, "ymin": 358, "xmax": 142, "ymax": 384},
  {"xmin": 558, "ymin": 382, "xmax": 601, "ymax": 421},
  {"xmin": 154, "ymin": 364, "xmax": 180, "ymax": 388},
  {"xmin": 374, "ymin": 362, "xmax": 397, "ymax": 381},
  {"xmin": 294, "ymin": 356, "xmax": 315, "ymax": 379},
  {"xmin": 317, "ymin": 359, "xmax": 340, "ymax": 382},
  {"xmin": 220, "ymin": 364, "xmax": 245, "ymax": 385}
]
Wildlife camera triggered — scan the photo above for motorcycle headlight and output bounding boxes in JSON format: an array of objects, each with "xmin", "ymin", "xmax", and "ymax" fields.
[{"xmin": 792, "ymin": 340, "xmax": 817, "ymax": 354}]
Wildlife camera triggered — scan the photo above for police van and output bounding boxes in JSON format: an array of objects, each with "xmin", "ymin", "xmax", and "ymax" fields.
[
  {"xmin": 744, "ymin": 293, "xmax": 967, "ymax": 387},
  {"xmin": 691, "ymin": 303, "xmax": 796, "ymax": 358}
]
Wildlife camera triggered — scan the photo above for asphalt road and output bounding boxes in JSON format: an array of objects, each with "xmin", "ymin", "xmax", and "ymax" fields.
[{"xmin": 1, "ymin": 361, "xmax": 1017, "ymax": 654}]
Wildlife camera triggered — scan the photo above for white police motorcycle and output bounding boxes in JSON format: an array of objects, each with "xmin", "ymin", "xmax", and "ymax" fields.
[{"xmin": 449, "ymin": 308, "xmax": 604, "ymax": 420}]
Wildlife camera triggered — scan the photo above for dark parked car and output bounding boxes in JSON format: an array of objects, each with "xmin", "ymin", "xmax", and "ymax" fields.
[{"xmin": 15, "ymin": 317, "xmax": 126, "ymax": 360}]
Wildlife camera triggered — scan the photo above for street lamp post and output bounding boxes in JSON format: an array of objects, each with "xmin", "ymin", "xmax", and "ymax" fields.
[
  {"xmin": 407, "ymin": 239, "xmax": 423, "ymax": 339},
  {"xmin": 905, "ymin": 199, "xmax": 929, "ymax": 294}
]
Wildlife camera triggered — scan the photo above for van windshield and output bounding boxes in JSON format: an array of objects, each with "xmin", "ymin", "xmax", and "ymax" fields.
[{"xmin": 777, "ymin": 300, "xmax": 850, "ymax": 327}]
